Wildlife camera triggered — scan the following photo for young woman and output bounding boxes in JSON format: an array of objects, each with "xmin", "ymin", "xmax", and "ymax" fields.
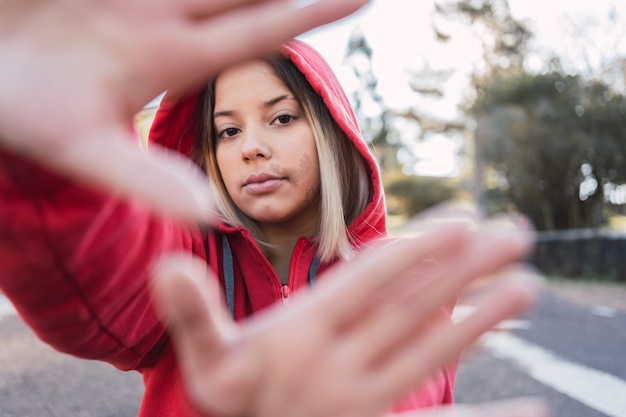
[
  {"xmin": 152, "ymin": 41, "xmax": 387, "ymax": 309},
  {"xmin": 149, "ymin": 39, "xmax": 455, "ymax": 412},
  {"xmin": 0, "ymin": 25, "xmax": 541, "ymax": 416}
]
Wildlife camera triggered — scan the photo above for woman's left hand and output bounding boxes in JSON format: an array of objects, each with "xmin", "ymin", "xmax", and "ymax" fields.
[
  {"xmin": 152, "ymin": 211, "xmax": 544, "ymax": 417},
  {"xmin": 389, "ymin": 397, "xmax": 548, "ymax": 417}
]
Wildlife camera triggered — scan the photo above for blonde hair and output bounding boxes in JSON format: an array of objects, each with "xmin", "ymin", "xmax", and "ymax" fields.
[{"xmin": 192, "ymin": 55, "xmax": 371, "ymax": 262}]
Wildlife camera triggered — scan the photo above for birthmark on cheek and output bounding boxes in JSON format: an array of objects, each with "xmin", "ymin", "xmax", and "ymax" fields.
[
  {"xmin": 295, "ymin": 153, "xmax": 315, "ymax": 188},
  {"xmin": 299, "ymin": 153, "xmax": 320, "ymax": 202}
]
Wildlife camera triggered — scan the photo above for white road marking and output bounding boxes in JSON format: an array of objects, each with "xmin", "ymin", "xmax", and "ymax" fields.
[
  {"xmin": 494, "ymin": 319, "xmax": 532, "ymax": 330},
  {"xmin": 484, "ymin": 332, "xmax": 626, "ymax": 417},
  {"xmin": 591, "ymin": 305, "xmax": 619, "ymax": 318},
  {"xmin": 452, "ymin": 305, "xmax": 531, "ymax": 330},
  {"xmin": 0, "ymin": 294, "xmax": 16, "ymax": 319}
]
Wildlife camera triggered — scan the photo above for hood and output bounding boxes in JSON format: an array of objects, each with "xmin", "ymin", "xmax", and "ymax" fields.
[{"xmin": 148, "ymin": 39, "xmax": 386, "ymax": 242}]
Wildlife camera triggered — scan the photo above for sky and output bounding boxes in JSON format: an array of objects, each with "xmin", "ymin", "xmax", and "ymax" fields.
[{"xmin": 299, "ymin": 0, "xmax": 626, "ymax": 176}]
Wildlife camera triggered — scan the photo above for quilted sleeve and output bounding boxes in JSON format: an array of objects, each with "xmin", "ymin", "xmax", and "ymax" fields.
[{"xmin": 0, "ymin": 150, "xmax": 205, "ymax": 370}]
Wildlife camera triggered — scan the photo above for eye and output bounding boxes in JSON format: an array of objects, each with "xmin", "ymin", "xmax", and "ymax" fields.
[
  {"xmin": 273, "ymin": 114, "xmax": 295, "ymax": 126},
  {"xmin": 217, "ymin": 126, "xmax": 240, "ymax": 139}
]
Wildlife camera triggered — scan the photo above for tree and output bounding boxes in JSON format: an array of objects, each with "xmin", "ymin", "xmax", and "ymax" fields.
[
  {"xmin": 433, "ymin": 0, "xmax": 533, "ymax": 78},
  {"xmin": 433, "ymin": 0, "xmax": 626, "ymax": 230},
  {"xmin": 383, "ymin": 172, "xmax": 460, "ymax": 218},
  {"xmin": 473, "ymin": 70, "xmax": 626, "ymax": 230},
  {"xmin": 432, "ymin": 0, "xmax": 533, "ymax": 208},
  {"xmin": 343, "ymin": 29, "xmax": 464, "ymax": 177}
]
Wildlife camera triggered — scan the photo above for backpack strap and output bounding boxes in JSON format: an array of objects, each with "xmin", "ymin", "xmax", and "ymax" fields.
[
  {"xmin": 221, "ymin": 234, "xmax": 235, "ymax": 319},
  {"xmin": 308, "ymin": 256, "xmax": 321, "ymax": 287}
]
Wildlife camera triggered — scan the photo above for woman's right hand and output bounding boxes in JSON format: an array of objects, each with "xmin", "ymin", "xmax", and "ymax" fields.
[{"xmin": 0, "ymin": 0, "xmax": 367, "ymax": 221}]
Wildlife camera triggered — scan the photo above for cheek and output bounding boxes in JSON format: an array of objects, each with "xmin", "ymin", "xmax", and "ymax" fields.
[
  {"xmin": 298, "ymin": 151, "xmax": 320, "ymax": 198},
  {"xmin": 216, "ymin": 149, "xmax": 236, "ymax": 192},
  {"xmin": 215, "ymin": 144, "xmax": 228, "ymax": 169}
]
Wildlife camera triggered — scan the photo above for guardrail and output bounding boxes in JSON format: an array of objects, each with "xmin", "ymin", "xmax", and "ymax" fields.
[{"xmin": 529, "ymin": 229, "xmax": 626, "ymax": 282}]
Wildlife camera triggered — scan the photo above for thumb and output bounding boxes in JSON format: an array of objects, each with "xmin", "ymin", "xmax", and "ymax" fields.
[
  {"xmin": 151, "ymin": 253, "xmax": 236, "ymax": 371},
  {"xmin": 59, "ymin": 127, "xmax": 214, "ymax": 222},
  {"xmin": 6, "ymin": 122, "xmax": 214, "ymax": 222}
]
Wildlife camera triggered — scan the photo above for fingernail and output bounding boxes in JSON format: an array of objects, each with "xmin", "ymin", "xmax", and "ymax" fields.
[{"xmin": 291, "ymin": 0, "xmax": 320, "ymax": 9}]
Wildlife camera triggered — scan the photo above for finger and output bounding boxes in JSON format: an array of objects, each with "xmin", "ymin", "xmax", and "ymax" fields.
[
  {"xmin": 177, "ymin": 0, "xmax": 368, "ymax": 79},
  {"xmin": 41, "ymin": 127, "xmax": 214, "ymax": 222},
  {"xmin": 400, "ymin": 397, "xmax": 549, "ymax": 417},
  {"xmin": 349, "ymin": 222, "xmax": 533, "ymax": 363},
  {"xmin": 151, "ymin": 253, "xmax": 233, "ymax": 371},
  {"xmin": 310, "ymin": 217, "xmax": 476, "ymax": 329},
  {"xmin": 372, "ymin": 272, "xmax": 540, "ymax": 402},
  {"xmin": 180, "ymin": 0, "xmax": 275, "ymax": 18}
]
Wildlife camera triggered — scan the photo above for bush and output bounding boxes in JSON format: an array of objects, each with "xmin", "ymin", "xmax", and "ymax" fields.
[{"xmin": 384, "ymin": 173, "xmax": 460, "ymax": 218}]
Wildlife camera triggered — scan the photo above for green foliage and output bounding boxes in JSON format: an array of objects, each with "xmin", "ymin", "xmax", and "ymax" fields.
[
  {"xmin": 384, "ymin": 173, "xmax": 460, "ymax": 218},
  {"xmin": 434, "ymin": 0, "xmax": 532, "ymax": 75},
  {"xmin": 473, "ymin": 71, "xmax": 626, "ymax": 230},
  {"xmin": 432, "ymin": 0, "xmax": 626, "ymax": 231},
  {"xmin": 344, "ymin": 30, "xmax": 465, "ymax": 175}
]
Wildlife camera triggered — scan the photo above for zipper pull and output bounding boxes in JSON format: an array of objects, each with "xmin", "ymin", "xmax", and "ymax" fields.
[{"xmin": 281, "ymin": 285, "xmax": 291, "ymax": 308}]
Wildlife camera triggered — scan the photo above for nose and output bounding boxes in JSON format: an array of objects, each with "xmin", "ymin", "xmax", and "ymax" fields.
[{"xmin": 241, "ymin": 128, "xmax": 271, "ymax": 162}]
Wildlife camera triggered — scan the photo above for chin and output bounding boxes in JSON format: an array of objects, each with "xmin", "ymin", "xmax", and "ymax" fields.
[
  {"xmin": 251, "ymin": 214, "xmax": 290, "ymax": 224},
  {"xmin": 243, "ymin": 209, "xmax": 287, "ymax": 223}
]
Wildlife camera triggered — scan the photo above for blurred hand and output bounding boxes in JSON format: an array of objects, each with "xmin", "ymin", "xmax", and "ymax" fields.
[
  {"xmin": 152, "ymin": 210, "xmax": 545, "ymax": 417},
  {"xmin": 393, "ymin": 397, "xmax": 548, "ymax": 417},
  {"xmin": 0, "ymin": 0, "xmax": 366, "ymax": 220}
]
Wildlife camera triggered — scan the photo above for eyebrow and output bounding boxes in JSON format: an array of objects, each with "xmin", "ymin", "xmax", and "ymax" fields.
[
  {"xmin": 264, "ymin": 94, "xmax": 291, "ymax": 107},
  {"xmin": 213, "ymin": 94, "xmax": 295, "ymax": 119}
]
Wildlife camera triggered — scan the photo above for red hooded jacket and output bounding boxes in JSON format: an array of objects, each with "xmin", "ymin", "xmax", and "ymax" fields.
[{"xmin": 0, "ymin": 40, "xmax": 456, "ymax": 416}]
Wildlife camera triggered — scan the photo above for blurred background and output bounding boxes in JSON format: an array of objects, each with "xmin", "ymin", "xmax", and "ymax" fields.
[
  {"xmin": 140, "ymin": 0, "xmax": 626, "ymax": 281},
  {"xmin": 312, "ymin": 0, "xmax": 626, "ymax": 283},
  {"xmin": 4, "ymin": 1, "xmax": 624, "ymax": 416}
]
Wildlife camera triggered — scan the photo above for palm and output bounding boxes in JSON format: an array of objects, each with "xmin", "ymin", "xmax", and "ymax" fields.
[
  {"xmin": 153, "ymin": 215, "xmax": 541, "ymax": 417},
  {"xmin": 0, "ymin": 0, "xmax": 366, "ymax": 219}
]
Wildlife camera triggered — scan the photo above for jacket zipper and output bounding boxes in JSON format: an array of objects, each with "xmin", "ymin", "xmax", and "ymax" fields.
[
  {"xmin": 281, "ymin": 285, "xmax": 291, "ymax": 308},
  {"xmin": 279, "ymin": 238, "xmax": 312, "ymax": 308}
]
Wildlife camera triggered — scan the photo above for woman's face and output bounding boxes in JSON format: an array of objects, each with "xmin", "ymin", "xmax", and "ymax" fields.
[{"xmin": 213, "ymin": 60, "xmax": 321, "ymax": 232}]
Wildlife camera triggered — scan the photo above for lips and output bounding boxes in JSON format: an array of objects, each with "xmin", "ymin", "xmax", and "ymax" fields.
[{"xmin": 243, "ymin": 172, "xmax": 285, "ymax": 194}]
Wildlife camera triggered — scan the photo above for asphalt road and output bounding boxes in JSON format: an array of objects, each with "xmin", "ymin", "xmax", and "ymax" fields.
[
  {"xmin": 1, "ymin": 284, "xmax": 625, "ymax": 417},
  {"xmin": 455, "ymin": 288, "xmax": 626, "ymax": 417},
  {"xmin": 0, "ymin": 307, "xmax": 143, "ymax": 417}
]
